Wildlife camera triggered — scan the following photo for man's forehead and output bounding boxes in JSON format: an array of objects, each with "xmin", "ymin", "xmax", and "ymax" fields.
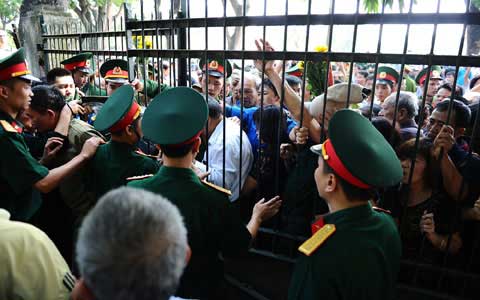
[
  {"xmin": 55, "ymin": 75, "xmax": 74, "ymax": 84},
  {"xmin": 431, "ymin": 109, "xmax": 451, "ymax": 122}
]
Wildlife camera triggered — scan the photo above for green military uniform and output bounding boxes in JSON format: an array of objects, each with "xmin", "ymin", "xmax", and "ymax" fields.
[
  {"xmin": 288, "ymin": 109, "xmax": 403, "ymax": 300},
  {"xmin": 89, "ymin": 85, "xmax": 159, "ymax": 200},
  {"xmin": 82, "ymin": 82, "xmax": 107, "ymax": 96},
  {"xmin": 0, "ymin": 209, "xmax": 74, "ymax": 299},
  {"xmin": 127, "ymin": 87, "xmax": 251, "ymax": 300},
  {"xmin": 0, "ymin": 49, "xmax": 48, "ymax": 221}
]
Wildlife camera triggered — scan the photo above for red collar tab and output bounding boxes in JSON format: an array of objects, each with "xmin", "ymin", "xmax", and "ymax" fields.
[
  {"xmin": 322, "ymin": 139, "xmax": 371, "ymax": 189},
  {"xmin": 0, "ymin": 62, "xmax": 30, "ymax": 81},
  {"xmin": 311, "ymin": 217, "xmax": 325, "ymax": 235},
  {"xmin": 109, "ymin": 101, "xmax": 141, "ymax": 132},
  {"xmin": 63, "ymin": 60, "xmax": 90, "ymax": 72}
]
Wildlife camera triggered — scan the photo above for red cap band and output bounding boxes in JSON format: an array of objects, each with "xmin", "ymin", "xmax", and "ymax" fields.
[
  {"xmin": 63, "ymin": 60, "xmax": 89, "ymax": 72},
  {"xmin": 0, "ymin": 62, "xmax": 30, "ymax": 81},
  {"xmin": 168, "ymin": 130, "xmax": 203, "ymax": 148},
  {"xmin": 322, "ymin": 139, "xmax": 370, "ymax": 189},
  {"xmin": 105, "ymin": 68, "xmax": 129, "ymax": 79},
  {"xmin": 202, "ymin": 62, "xmax": 225, "ymax": 75},
  {"xmin": 109, "ymin": 101, "xmax": 141, "ymax": 132}
]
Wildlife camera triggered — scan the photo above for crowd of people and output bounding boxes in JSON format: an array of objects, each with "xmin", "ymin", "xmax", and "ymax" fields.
[{"xmin": 1, "ymin": 35, "xmax": 480, "ymax": 299}]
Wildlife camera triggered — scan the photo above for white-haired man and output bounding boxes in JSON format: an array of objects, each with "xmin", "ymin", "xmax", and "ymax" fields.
[{"xmin": 71, "ymin": 187, "xmax": 189, "ymax": 300}]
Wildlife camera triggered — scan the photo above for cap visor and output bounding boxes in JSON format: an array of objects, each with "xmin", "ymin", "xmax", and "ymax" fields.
[
  {"xmin": 310, "ymin": 144, "xmax": 323, "ymax": 156},
  {"xmin": 77, "ymin": 67, "xmax": 92, "ymax": 74},
  {"xmin": 204, "ymin": 70, "xmax": 223, "ymax": 78},
  {"xmin": 106, "ymin": 78, "xmax": 128, "ymax": 84},
  {"xmin": 19, "ymin": 74, "xmax": 41, "ymax": 82},
  {"xmin": 376, "ymin": 79, "xmax": 392, "ymax": 86}
]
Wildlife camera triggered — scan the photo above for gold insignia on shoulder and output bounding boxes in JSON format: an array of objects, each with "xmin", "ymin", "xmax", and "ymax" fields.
[
  {"xmin": 298, "ymin": 224, "xmax": 336, "ymax": 256},
  {"xmin": 379, "ymin": 72, "xmax": 386, "ymax": 79},
  {"xmin": 208, "ymin": 60, "xmax": 219, "ymax": 70},
  {"xmin": 201, "ymin": 180, "xmax": 232, "ymax": 196},
  {"xmin": 113, "ymin": 66, "xmax": 123, "ymax": 75},
  {"xmin": 0, "ymin": 120, "xmax": 17, "ymax": 133},
  {"xmin": 135, "ymin": 150, "xmax": 159, "ymax": 159},
  {"xmin": 126, "ymin": 174, "xmax": 154, "ymax": 181}
]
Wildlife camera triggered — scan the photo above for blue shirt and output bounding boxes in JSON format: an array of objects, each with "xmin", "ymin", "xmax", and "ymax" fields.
[{"xmin": 225, "ymin": 105, "xmax": 297, "ymax": 155}]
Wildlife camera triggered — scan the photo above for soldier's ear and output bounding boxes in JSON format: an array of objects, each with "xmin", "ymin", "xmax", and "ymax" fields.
[
  {"xmin": 0, "ymin": 85, "xmax": 10, "ymax": 99},
  {"xmin": 325, "ymin": 173, "xmax": 337, "ymax": 193},
  {"xmin": 192, "ymin": 137, "xmax": 202, "ymax": 153}
]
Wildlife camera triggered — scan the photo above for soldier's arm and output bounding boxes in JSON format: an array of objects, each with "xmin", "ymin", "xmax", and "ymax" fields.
[
  {"xmin": 140, "ymin": 79, "xmax": 170, "ymax": 98},
  {"xmin": 53, "ymin": 104, "xmax": 73, "ymax": 137},
  {"xmin": 34, "ymin": 137, "xmax": 103, "ymax": 193}
]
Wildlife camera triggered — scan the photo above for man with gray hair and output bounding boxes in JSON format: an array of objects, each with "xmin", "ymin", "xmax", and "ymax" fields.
[
  {"xmin": 379, "ymin": 91, "xmax": 422, "ymax": 141},
  {"xmin": 71, "ymin": 187, "xmax": 189, "ymax": 300}
]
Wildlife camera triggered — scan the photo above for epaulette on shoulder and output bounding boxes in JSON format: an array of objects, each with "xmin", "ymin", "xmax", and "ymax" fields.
[
  {"xmin": 201, "ymin": 180, "xmax": 232, "ymax": 196},
  {"xmin": 372, "ymin": 206, "xmax": 392, "ymax": 215},
  {"xmin": 0, "ymin": 120, "xmax": 17, "ymax": 133},
  {"xmin": 298, "ymin": 224, "xmax": 336, "ymax": 256},
  {"xmin": 135, "ymin": 150, "xmax": 159, "ymax": 159},
  {"xmin": 126, "ymin": 174, "xmax": 154, "ymax": 181}
]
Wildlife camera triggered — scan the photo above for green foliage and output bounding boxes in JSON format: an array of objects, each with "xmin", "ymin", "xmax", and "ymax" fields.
[
  {"xmin": 0, "ymin": 0, "xmax": 22, "ymax": 28},
  {"xmin": 362, "ymin": 0, "xmax": 411, "ymax": 13},
  {"xmin": 306, "ymin": 61, "xmax": 328, "ymax": 97},
  {"xmin": 473, "ymin": 0, "xmax": 480, "ymax": 9}
]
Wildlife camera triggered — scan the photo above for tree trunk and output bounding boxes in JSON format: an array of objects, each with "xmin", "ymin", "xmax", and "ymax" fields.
[
  {"xmin": 225, "ymin": 0, "xmax": 248, "ymax": 50},
  {"xmin": 467, "ymin": 3, "xmax": 480, "ymax": 56},
  {"xmin": 19, "ymin": 0, "xmax": 72, "ymax": 77}
]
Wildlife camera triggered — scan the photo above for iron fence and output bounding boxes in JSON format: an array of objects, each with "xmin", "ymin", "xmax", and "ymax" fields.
[{"xmin": 41, "ymin": 0, "xmax": 480, "ymax": 299}]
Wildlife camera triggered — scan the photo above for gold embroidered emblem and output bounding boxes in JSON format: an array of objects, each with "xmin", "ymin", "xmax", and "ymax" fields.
[
  {"xmin": 113, "ymin": 66, "xmax": 123, "ymax": 75},
  {"xmin": 432, "ymin": 70, "xmax": 440, "ymax": 77},
  {"xmin": 379, "ymin": 72, "xmax": 387, "ymax": 79},
  {"xmin": 208, "ymin": 60, "xmax": 219, "ymax": 70},
  {"xmin": 85, "ymin": 60, "xmax": 91, "ymax": 68}
]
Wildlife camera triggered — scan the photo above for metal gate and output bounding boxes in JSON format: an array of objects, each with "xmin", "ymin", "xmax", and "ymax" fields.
[{"xmin": 41, "ymin": 0, "xmax": 480, "ymax": 299}]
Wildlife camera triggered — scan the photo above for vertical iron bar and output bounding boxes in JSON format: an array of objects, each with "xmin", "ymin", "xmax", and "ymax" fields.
[
  {"xmin": 221, "ymin": 0, "xmax": 227, "ymax": 188},
  {"xmin": 345, "ymin": 0, "xmax": 361, "ymax": 107},
  {"xmin": 177, "ymin": 9, "xmax": 187, "ymax": 86},
  {"xmin": 141, "ymin": 0, "xmax": 148, "ymax": 105},
  {"xmin": 298, "ymin": 0, "xmax": 313, "ymax": 127}
]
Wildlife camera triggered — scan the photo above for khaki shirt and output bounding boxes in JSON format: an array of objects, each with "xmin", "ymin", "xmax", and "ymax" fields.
[
  {"xmin": 0, "ymin": 209, "xmax": 74, "ymax": 300},
  {"xmin": 51, "ymin": 119, "xmax": 105, "ymax": 219}
]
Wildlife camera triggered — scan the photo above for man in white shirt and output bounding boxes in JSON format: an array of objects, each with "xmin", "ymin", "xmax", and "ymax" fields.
[{"xmin": 196, "ymin": 96, "xmax": 254, "ymax": 201}]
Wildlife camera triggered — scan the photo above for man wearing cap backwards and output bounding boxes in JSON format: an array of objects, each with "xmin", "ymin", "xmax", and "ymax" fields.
[
  {"xmin": 0, "ymin": 48, "xmax": 104, "ymax": 221},
  {"xmin": 61, "ymin": 52, "xmax": 106, "ymax": 97},
  {"xmin": 88, "ymin": 85, "xmax": 160, "ymax": 201},
  {"xmin": 200, "ymin": 57, "xmax": 231, "ymax": 100},
  {"xmin": 128, "ymin": 87, "xmax": 282, "ymax": 300},
  {"xmin": 416, "ymin": 65, "xmax": 443, "ymax": 104},
  {"xmin": 288, "ymin": 109, "xmax": 402, "ymax": 300}
]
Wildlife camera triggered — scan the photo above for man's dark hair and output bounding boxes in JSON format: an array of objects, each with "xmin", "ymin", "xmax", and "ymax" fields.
[
  {"xmin": 435, "ymin": 99, "xmax": 471, "ymax": 128},
  {"xmin": 286, "ymin": 75, "xmax": 302, "ymax": 88},
  {"xmin": 46, "ymin": 68, "xmax": 72, "ymax": 84},
  {"xmin": 371, "ymin": 117, "xmax": 402, "ymax": 149},
  {"xmin": 253, "ymin": 106, "xmax": 288, "ymax": 145},
  {"xmin": 322, "ymin": 160, "xmax": 373, "ymax": 202},
  {"xmin": 0, "ymin": 78, "xmax": 17, "ymax": 89},
  {"xmin": 357, "ymin": 70, "xmax": 369, "ymax": 79},
  {"xmin": 206, "ymin": 95, "xmax": 222, "ymax": 119},
  {"xmin": 30, "ymin": 85, "xmax": 65, "ymax": 114},
  {"xmin": 438, "ymin": 82, "xmax": 464, "ymax": 97},
  {"xmin": 160, "ymin": 142, "xmax": 196, "ymax": 158},
  {"xmin": 263, "ymin": 78, "xmax": 278, "ymax": 97},
  {"xmin": 470, "ymin": 75, "xmax": 480, "ymax": 90},
  {"xmin": 397, "ymin": 138, "xmax": 435, "ymax": 188}
]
